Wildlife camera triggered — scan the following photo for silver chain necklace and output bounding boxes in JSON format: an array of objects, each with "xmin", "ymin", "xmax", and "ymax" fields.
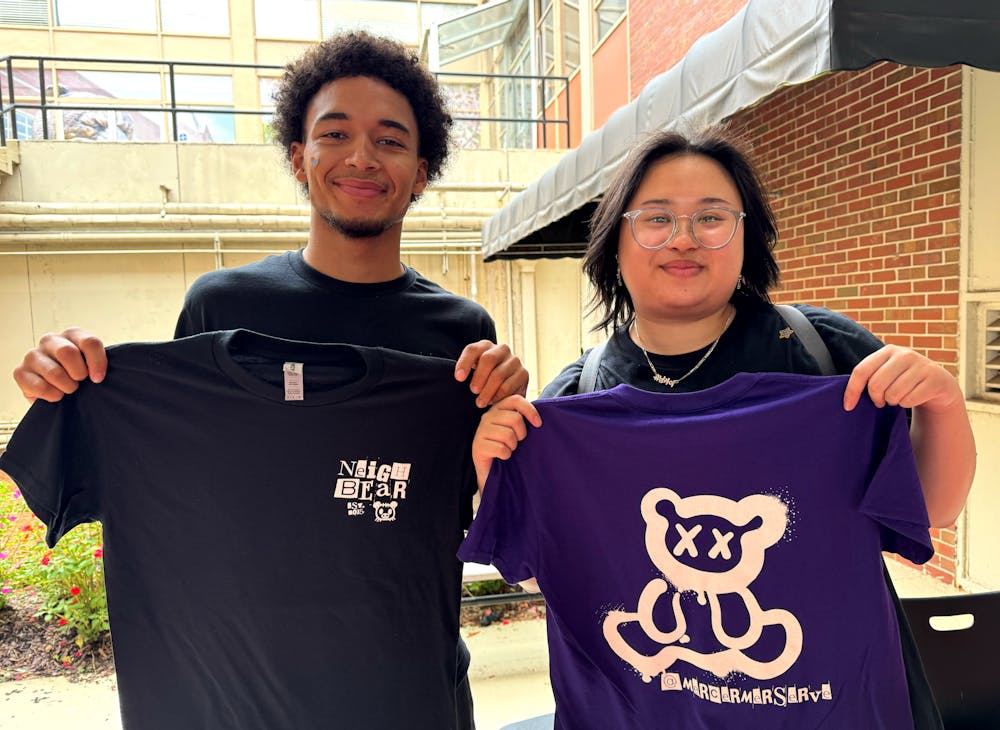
[{"xmin": 632, "ymin": 308, "xmax": 736, "ymax": 387}]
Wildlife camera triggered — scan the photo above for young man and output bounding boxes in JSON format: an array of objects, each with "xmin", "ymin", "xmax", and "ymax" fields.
[{"xmin": 10, "ymin": 32, "xmax": 525, "ymax": 728}]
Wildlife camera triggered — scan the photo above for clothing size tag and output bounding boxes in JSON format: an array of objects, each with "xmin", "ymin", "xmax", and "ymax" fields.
[{"xmin": 283, "ymin": 362, "xmax": 304, "ymax": 401}]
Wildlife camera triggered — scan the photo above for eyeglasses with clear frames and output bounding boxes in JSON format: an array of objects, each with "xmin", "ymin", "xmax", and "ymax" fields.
[{"xmin": 622, "ymin": 206, "xmax": 746, "ymax": 250}]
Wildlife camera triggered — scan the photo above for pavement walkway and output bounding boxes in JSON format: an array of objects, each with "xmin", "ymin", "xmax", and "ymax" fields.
[{"xmin": 0, "ymin": 561, "xmax": 964, "ymax": 730}]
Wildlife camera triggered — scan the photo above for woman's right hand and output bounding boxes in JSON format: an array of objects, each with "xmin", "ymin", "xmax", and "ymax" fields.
[
  {"xmin": 472, "ymin": 395, "xmax": 542, "ymax": 492},
  {"xmin": 13, "ymin": 327, "xmax": 107, "ymax": 403}
]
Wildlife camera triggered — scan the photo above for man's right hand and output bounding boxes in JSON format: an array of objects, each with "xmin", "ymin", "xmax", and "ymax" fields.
[{"xmin": 13, "ymin": 327, "xmax": 107, "ymax": 403}]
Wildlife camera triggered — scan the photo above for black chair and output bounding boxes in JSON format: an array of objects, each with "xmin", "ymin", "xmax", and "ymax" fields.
[{"xmin": 901, "ymin": 591, "xmax": 1000, "ymax": 729}]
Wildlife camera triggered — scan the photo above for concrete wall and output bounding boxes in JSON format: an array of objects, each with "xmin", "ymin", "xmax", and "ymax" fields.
[{"xmin": 0, "ymin": 142, "xmax": 566, "ymax": 425}]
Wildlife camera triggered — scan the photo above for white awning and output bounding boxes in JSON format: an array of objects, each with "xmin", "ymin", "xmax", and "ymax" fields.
[{"xmin": 482, "ymin": 0, "xmax": 1000, "ymax": 259}]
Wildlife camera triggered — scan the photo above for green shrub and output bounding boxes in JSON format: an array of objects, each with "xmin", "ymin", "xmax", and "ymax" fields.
[
  {"xmin": 25, "ymin": 522, "xmax": 109, "ymax": 646},
  {"xmin": 0, "ymin": 480, "xmax": 37, "ymax": 610},
  {"xmin": 0, "ymin": 480, "xmax": 109, "ymax": 646}
]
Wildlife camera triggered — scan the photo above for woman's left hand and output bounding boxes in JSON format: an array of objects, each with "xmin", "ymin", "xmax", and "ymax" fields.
[
  {"xmin": 843, "ymin": 344, "xmax": 962, "ymax": 412},
  {"xmin": 845, "ymin": 344, "xmax": 976, "ymax": 528}
]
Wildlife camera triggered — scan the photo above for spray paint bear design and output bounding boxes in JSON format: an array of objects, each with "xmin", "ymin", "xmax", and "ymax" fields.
[{"xmin": 603, "ymin": 488, "xmax": 802, "ymax": 682}]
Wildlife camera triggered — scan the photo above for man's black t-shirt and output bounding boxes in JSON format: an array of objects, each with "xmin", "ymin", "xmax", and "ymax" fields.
[
  {"xmin": 174, "ymin": 250, "xmax": 497, "ymax": 359},
  {"xmin": 0, "ymin": 330, "xmax": 481, "ymax": 730},
  {"xmin": 174, "ymin": 249, "xmax": 494, "ymax": 696}
]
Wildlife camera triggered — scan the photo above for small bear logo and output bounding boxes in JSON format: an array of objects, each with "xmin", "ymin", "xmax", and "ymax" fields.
[{"xmin": 373, "ymin": 500, "xmax": 399, "ymax": 523}]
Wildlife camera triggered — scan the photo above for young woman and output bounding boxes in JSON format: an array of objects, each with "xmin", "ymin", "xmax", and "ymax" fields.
[{"xmin": 469, "ymin": 127, "xmax": 975, "ymax": 730}]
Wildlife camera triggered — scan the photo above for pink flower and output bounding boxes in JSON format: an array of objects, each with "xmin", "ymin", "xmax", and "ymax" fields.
[
  {"xmin": 12, "ymin": 490, "xmax": 20, "ymax": 498},
  {"xmin": 70, "ymin": 586, "xmax": 81, "ymax": 596},
  {"xmin": 6, "ymin": 515, "xmax": 16, "ymax": 521},
  {"xmin": 40, "ymin": 554, "xmax": 50, "ymax": 566},
  {"xmin": 93, "ymin": 548, "xmax": 103, "ymax": 559},
  {"xmin": 1, "ymin": 587, "xmax": 10, "ymax": 595},
  {"xmin": 0, "ymin": 552, "xmax": 7, "ymax": 560},
  {"xmin": 58, "ymin": 618, "xmax": 67, "ymax": 626}
]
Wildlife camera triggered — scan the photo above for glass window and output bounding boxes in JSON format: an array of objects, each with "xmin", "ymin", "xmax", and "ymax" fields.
[
  {"xmin": 500, "ymin": 8, "xmax": 533, "ymax": 148},
  {"xmin": 437, "ymin": 0, "xmax": 516, "ymax": 67},
  {"xmin": 441, "ymin": 82, "xmax": 481, "ymax": 150},
  {"xmin": 55, "ymin": 0, "xmax": 156, "ymax": 31},
  {"xmin": 259, "ymin": 77, "xmax": 280, "ymax": 109},
  {"xmin": 536, "ymin": 0, "xmax": 555, "ymax": 75},
  {"xmin": 11, "ymin": 111, "xmax": 35, "ymax": 139},
  {"xmin": 56, "ymin": 70, "xmax": 162, "ymax": 101},
  {"xmin": 48, "ymin": 70, "xmax": 162, "ymax": 142},
  {"xmin": 161, "ymin": 0, "xmax": 229, "ymax": 35},
  {"xmin": 259, "ymin": 77, "xmax": 279, "ymax": 143},
  {"xmin": 255, "ymin": 0, "xmax": 319, "ymax": 40},
  {"xmin": 174, "ymin": 112, "xmax": 236, "ymax": 143},
  {"xmin": 321, "ymin": 1, "xmax": 419, "ymax": 45},
  {"xmin": 592, "ymin": 0, "xmax": 625, "ymax": 45},
  {"xmin": 562, "ymin": 1, "xmax": 579, "ymax": 74},
  {"xmin": 173, "ymin": 74, "xmax": 234, "ymax": 105},
  {"xmin": 420, "ymin": 1, "xmax": 476, "ymax": 30}
]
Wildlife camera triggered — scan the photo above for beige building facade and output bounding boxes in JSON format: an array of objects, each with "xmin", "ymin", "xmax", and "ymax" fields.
[
  {"xmin": 2, "ymin": 1, "xmax": 997, "ymax": 593},
  {"xmin": 0, "ymin": 141, "xmax": 578, "ymax": 426}
]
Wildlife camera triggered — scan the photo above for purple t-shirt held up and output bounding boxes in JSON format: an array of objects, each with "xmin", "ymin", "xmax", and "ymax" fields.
[{"xmin": 459, "ymin": 373, "xmax": 933, "ymax": 730}]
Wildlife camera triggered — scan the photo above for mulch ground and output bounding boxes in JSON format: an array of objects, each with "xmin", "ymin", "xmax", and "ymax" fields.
[{"xmin": 0, "ymin": 593, "xmax": 114, "ymax": 682}]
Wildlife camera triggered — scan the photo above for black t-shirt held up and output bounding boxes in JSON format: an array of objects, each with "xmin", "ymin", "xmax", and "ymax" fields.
[{"xmin": 0, "ymin": 331, "xmax": 481, "ymax": 730}]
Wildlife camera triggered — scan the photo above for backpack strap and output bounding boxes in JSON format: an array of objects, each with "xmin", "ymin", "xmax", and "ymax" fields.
[
  {"xmin": 775, "ymin": 304, "xmax": 836, "ymax": 376},
  {"xmin": 577, "ymin": 341, "xmax": 607, "ymax": 394}
]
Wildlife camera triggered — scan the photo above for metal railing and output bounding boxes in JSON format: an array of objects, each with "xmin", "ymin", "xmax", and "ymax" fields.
[
  {"xmin": 0, "ymin": 55, "xmax": 281, "ymax": 145},
  {"xmin": 0, "ymin": 55, "xmax": 570, "ymax": 149}
]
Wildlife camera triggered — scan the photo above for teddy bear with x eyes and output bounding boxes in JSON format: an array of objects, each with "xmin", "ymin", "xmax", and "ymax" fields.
[{"xmin": 602, "ymin": 487, "xmax": 802, "ymax": 682}]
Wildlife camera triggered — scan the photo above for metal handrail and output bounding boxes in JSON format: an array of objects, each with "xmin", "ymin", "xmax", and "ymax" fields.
[{"xmin": 0, "ymin": 54, "xmax": 571, "ymax": 148}]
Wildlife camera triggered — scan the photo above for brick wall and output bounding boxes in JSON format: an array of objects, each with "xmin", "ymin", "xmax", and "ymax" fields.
[
  {"xmin": 730, "ymin": 62, "xmax": 964, "ymax": 584},
  {"xmin": 628, "ymin": 0, "xmax": 748, "ymax": 98}
]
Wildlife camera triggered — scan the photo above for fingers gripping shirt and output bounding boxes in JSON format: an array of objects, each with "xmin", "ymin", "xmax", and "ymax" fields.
[{"xmin": 459, "ymin": 373, "xmax": 932, "ymax": 730}]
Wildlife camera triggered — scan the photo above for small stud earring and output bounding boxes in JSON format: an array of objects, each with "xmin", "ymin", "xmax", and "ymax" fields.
[{"xmin": 311, "ymin": 158, "xmax": 319, "ymax": 167}]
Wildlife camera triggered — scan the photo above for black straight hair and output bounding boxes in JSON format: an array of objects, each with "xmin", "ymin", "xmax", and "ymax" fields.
[{"xmin": 583, "ymin": 125, "xmax": 780, "ymax": 332}]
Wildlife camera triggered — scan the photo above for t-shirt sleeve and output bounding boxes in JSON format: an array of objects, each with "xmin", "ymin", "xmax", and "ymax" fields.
[
  {"xmin": 174, "ymin": 279, "xmax": 208, "ymax": 338},
  {"xmin": 858, "ymin": 404, "xmax": 934, "ymax": 565},
  {"xmin": 480, "ymin": 313, "xmax": 498, "ymax": 344},
  {"xmin": 0, "ymin": 392, "xmax": 101, "ymax": 548},
  {"xmin": 458, "ymin": 455, "xmax": 539, "ymax": 585},
  {"xmin": 173, "ymin": 306, "xmax": 196, "ymax": 339}
]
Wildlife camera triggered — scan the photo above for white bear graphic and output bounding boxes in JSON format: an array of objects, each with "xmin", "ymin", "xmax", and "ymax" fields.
[
  {"xmin": 373, "ymin": 500, "xmax": 399, "ymax": 523},
  {"xmin": 603, "ymin": 488, "xmax": 802, "ymax": 682}
]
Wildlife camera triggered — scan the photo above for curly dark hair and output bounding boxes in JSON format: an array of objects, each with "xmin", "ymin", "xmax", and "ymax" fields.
[
  {"xmin": 584, "ymin": 125, "xmax": 781, "ymax": 332},
  {"xmin": 272, "ymin": 31, "xmax": 453, "ymax": 183}
]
